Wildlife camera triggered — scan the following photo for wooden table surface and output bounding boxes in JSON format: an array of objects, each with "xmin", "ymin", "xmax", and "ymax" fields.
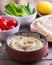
[{"xmin": 0, "ymin": 26, "xmax": 52, "ymax": 65}]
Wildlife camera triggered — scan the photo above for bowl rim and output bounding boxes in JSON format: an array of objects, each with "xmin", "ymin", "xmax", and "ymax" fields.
[
  {"xmin": 5, "ymin": 4, "xmax": 37, "ymax": 18},
  {"xmin": 6, "ymin": 31, "xmax": 48, "ymax": 53},
  {"xmin": 0, "ymin": 15, "xmax": 20, "ymax": 33}
]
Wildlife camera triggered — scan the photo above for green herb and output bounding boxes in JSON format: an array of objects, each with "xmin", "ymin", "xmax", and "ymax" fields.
[
  {"xmin": 22, "ymin": 47, "xmax": 27, "ymax": 50},
  {"xmin": 5, "ymin": 2, "xmax": 19, "ymax": 16}
]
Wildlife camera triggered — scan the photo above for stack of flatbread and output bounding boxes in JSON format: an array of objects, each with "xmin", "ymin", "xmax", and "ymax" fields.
[{"xmin": 31, "ymin": 15, "xmax": 52, "ymax": 42}]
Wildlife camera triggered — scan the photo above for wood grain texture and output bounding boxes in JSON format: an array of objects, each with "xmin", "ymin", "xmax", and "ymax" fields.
[{"xmin": 0, "ymin": 60, "xmax": 52, "ymax": 65}]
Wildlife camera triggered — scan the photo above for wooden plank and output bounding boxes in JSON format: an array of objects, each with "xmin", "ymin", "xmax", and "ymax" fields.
[
  {"xmin": 0, "ymin": 47, "xmax": 52, "ymax": 60},
  {"xmin": 0, "ymin": 60, "xmax": 52, "ymax": 65},
  {"xmin": 42, "ymin": 53, "xmax": 52, "ymax": 60}
]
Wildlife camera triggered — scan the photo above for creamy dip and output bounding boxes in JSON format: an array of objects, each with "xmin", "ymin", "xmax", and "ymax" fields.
[{"xmin": 9, "ymin": 35, "xmax": 44, "ymax": 51}]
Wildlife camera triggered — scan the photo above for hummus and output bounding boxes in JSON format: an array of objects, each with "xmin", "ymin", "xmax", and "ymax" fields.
[{"xmin": 9, "ymin": 35, "xmax": 44, "ymax": 51}]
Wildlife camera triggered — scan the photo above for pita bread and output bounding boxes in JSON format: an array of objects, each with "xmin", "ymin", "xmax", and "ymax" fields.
[{"xmin": 31, "ymin": 15, "xmax": 52, "ymax": 42}]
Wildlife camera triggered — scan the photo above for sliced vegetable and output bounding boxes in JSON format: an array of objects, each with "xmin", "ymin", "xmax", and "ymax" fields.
[
  {"xmin": 26, "ymin": 2, "xmax": 35, "ymax": 14},
  {"xmin": 21, "ymin": 5, "xmax": 30, "ymax": 15},
  {"xmin": 6, "ymin": 9, "xmax": 14, "ymax": 16},
  {"xmin": 11, "ymin": 1, "xmax": 17, "ymax": 10},
  {"xmin": 17, "ymin": 5, "xmax": 29, "ymax": 16},
  {"xmin": 5, "ymin": 2, "xmax": 35, "ymax": 17},
  {"xmin": 5, "ymin": 2, "xmax": 19, "ymax": 16}
]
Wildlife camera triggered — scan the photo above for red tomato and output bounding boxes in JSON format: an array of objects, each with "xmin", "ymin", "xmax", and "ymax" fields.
[
  {"xmin": 0, "ymin": 17, "xmax": 17, "ymax": 31},
  {"xmin": 0, "ymin": 18, "xmax": 3, "ymax": 28},
  {"xmin": 1, "ymin": 21, "xmax": 8, "ymax": 30},
  {"xmin": 8, "ymin": 25, "xmax": 15, "ymax": 30},
  {"xmin": 2, "ymin": 18, "xmax": 8, "ymax": 23},
  {"xmin": 0, "ymin": 17, "xmax": 3, "ymax": 22},
  {"xmin": 0, "ymin": 17, "xmax": 8, "ymax": 30},
  {"xmin": 9, "ymin": 19, "xmax": 17, "ymax": 26},
  {"xmin": 0, "ymin": 17, "xmax": 8, "ymax": 26},
  {"xmin": 0, "ymin": 22, "xmax": 1, "ymax": 27}
]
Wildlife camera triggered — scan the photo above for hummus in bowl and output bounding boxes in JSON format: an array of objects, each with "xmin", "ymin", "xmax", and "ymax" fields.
[
  {"xmin": 6, "ymin": 31, "xmax": 48, "ymax": 62},
  {"xmin": 9, "ymin": 35, "xmax": 44, "ymax": 51}
]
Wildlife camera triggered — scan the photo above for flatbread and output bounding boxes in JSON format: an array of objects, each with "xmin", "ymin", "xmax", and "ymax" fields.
[{"xmin": 31, "ymin": 15, "xmax": 52, "ymax": 42}]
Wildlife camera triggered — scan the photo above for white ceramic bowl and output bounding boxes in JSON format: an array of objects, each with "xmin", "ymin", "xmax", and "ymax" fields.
[
  {"xmin": 5, "ymin": 5, "xmax": 37, "ymax": 25},
  {"xmin": 0, "ymin": 15, "xmax": 20, "ymax": 42}
]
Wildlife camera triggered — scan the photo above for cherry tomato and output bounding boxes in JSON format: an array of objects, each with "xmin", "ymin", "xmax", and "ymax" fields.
[
  {"xmin": 2, "ymin": 18, "xmax": 8, "ymax": 23},
  {"xmin": 9, "ymin": 19, "xmax": 17, "ymax": 26},
  {"xmin": 0, "ymin": 17, "xmax": 8, "ymax": 30},
  {"xmin": 0, "ymin": 22, "xmax": 1, "ymax": 27},
  {"xmin": 8, "ymin": 25, "xmax": 15, "ymax": 30},
  {"xmin": 1, "ymin": 21, "xmax": 8, "ymax": 30},
  {"xmin": 0, "ymin": 18, "xmax": 3, "ymax": 28},
  {"xmin": 0, "ymin": 17, "xmax": 3, "ymax": 28},
  {"xmin": 0, "ymin": 17, "xmax": 3, "ymax": 22},
  {"xmin": 0, "ymin": 17, "xmax": 17, "ymax": 31}
]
